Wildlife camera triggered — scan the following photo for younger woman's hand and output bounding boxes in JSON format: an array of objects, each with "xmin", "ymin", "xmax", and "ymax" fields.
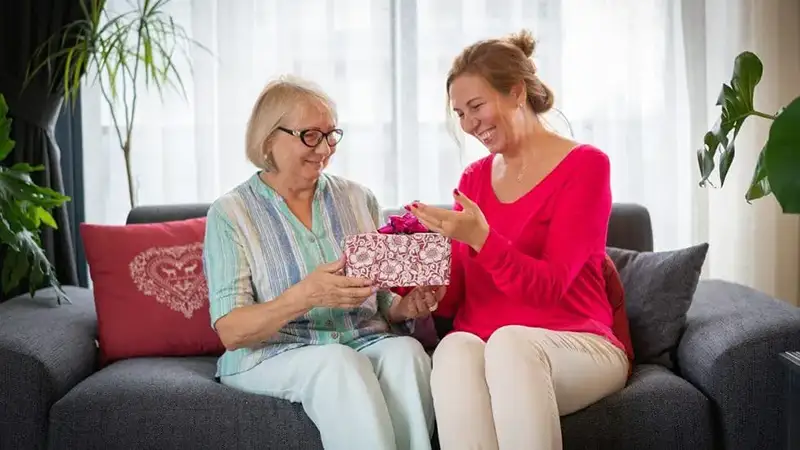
[{"xmin": 408, "ymin": 189, "xmax": 490, "ymax": 252}]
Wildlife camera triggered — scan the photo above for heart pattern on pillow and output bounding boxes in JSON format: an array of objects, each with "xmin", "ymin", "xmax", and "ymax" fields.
[{"xmin": 129, "ymin": 242, "xmax": 207, "ymax": 319}]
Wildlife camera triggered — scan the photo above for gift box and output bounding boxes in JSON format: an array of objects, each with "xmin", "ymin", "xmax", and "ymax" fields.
[{"xmin": 343, "ymin": 213, "xmax": 451, "ymax": 288}]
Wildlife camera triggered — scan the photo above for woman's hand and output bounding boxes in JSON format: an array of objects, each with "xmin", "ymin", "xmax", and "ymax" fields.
[
  {"xmin": 408, "ymin": 189, "xmax": 490, "ymax": 252},
  {"xmin": 387, "ymin": 286, "xmax": 445, "ymax": 322},
  {"xmin": 298, "ymin": 256, "xmax": 376, "ymax": 309}
]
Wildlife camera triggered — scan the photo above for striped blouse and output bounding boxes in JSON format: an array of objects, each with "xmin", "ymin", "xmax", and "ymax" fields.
[{"xmin": 203, "ymin": 172, "xmax": 409, "ymax": 378}]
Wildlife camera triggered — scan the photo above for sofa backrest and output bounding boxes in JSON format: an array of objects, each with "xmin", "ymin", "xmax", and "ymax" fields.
[
  {"xmin": 126, "ymin": 203, "xmax": 211, "ymax": 225},
  {"xmin": 126, "ymin": 202, "xmax": 653, "ymax": 252}
]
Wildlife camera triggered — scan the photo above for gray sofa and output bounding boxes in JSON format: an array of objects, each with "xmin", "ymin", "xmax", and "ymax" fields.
[{"xmin": 1, "ymin": 203, "xmax": 799, "ymax": 450}]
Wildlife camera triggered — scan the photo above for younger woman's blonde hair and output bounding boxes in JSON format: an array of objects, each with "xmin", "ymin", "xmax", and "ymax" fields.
[{"xmin": 245, "ymin": 75, "xmax": 338, "ymax": 171}]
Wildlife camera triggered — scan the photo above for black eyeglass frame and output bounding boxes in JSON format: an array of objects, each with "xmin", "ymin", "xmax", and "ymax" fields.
[{"xmin": 277, "ymin": 126, "xmax": 344, "ymax": 148}]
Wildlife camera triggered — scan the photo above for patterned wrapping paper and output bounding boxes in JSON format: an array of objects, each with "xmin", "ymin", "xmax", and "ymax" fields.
[{"xmin": 343, "ymin": 214, "xmax": 451, "ymax": 288}]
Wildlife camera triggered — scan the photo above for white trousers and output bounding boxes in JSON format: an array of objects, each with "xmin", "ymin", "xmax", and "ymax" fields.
[
  {"xmin": 221, "ymin": 336, "xmax": 435, "ymax": 450},
  {"xmin": 431, "ymin": 326, "xmax": 629, "ymax": 450}
]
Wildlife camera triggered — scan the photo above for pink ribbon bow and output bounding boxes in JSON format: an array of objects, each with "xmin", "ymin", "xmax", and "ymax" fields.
[{"xmin": 377, "ymin": 212, "xmax": 429, "ymax": 234}]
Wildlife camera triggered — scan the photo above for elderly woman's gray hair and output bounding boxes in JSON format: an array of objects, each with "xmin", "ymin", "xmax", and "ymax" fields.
[{"xmin": 245, "ymin": 75, "xmax": 338, "ymax": 171}]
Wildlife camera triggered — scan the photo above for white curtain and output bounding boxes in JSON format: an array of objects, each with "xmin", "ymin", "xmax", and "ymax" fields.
[
  {"xmin": 687, "ymin": 0, "xmax": 800, "ymax": 304},
  {"xmin": 80, "ymin": 0, "xmax": 800, "ymax": 304}
]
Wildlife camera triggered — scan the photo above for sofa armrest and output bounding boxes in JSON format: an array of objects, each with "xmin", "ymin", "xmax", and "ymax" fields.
[
  {"xmin": 0, "ymin": 286, "xmax": 98, "ymax": 450},
  {"xmin": 677, "ymin": 279, "xmax": 800, "ymax": 450}
]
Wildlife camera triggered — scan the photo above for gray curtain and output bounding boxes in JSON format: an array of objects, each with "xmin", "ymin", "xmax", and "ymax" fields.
[
  {"xmin": 55, "ymin": 97, "xmax": 88, "ymax": 288},
  {"xmin": 0, "ymin": 0, "xmax": 84, "ymax": 299}
]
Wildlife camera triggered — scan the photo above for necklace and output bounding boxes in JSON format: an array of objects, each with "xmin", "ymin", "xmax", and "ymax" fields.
[{"xmin": 516, "ymin": 160, "xmax": 527, "ymax": 183}]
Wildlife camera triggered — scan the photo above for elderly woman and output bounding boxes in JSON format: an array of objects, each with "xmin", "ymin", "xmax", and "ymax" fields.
[{"xmin": 203, "ymin": 75, "xmax": 436, "ymax": 450}]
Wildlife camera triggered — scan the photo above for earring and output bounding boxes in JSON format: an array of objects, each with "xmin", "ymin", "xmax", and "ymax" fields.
[{"xmin": 263, "ymin": 152, "xmax": 275, "ymax": 172}]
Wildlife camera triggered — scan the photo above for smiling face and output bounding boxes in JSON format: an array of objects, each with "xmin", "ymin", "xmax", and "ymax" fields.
[
  {"xmin": 269, "ymin": 99, "xmax": 340, "ymax": 183},
  {"xmin": 449, "ymin": 73, "xmax": 525, "ymax": 154}
]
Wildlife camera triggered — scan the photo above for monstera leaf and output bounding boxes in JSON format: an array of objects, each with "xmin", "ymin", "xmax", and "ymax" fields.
[
  {"xmin": 0, "ymin": 94, "xmax": 70, "ymax": 301},
  {"xmin": 697, "ymin": 51, "xmax": 800, "ymax": 214},
  {"xmin": 761, "ymin": 98, "xmax": 800, "ymax": 213}
]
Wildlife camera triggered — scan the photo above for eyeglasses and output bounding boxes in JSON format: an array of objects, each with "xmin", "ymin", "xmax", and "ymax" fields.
[{"xmin": 277, "ymin": 126, "xmax": 344, "ymax": 148}]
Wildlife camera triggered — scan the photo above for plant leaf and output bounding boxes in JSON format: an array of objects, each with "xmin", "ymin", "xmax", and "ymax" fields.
[
  {"xmin": 10, "ymin": 162, "xmax": 45, "ymax": 173},
  {"xmin": 763, "ymin": 97, "xmax": 800, "ymax": 213},
  {"xmin": 698, "ymin": 130, "xmax": 719, "ymax": 186},
  {"xmin": 0, "ymin": 168, "xmax": 71, "ymax": 208},
  {"xmin": 36, "ymin": 207, "xmax": 58, "ymax": 229},
  {"xmin": 2, "ymin": 246, "xmax": 30, "ymax": 295},
  {"xmin": 731, "ymin": 51, "xmax": 763, "ymax": 111},
  {"xmin": 0, "ymin": 95, "xmax": 14, "ymax": 162},
  {"xmin": 0, "ymin": 212, "xmax": 20, "ymax": 249},
  {"xmin": 746, "ymin": 145, "xmax": 772, "ymax": 202},
  {"xmin": 719, "ymin": 121, "xmax": 743, "ymax": 186},
  {"xmin": 697, "ymin": 51, "xmax": 765, "ymax": 189},
  {"xmin": 0, "ymin": 210, "xmax": 67, "ymax": 299},
  {"xmin": 719, "ymin": 147, "xmax": 735, "ymax": 185}
]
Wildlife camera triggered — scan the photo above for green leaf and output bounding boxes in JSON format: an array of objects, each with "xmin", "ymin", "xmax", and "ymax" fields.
[
  {"xmin": 719, "ymin": 147, "xmax": 735, "ymax": 185},
  {"xmin": 0, "ymin": 213, "xmax": 20, "ymax": 250},
  {"xmin": 1, "ymin": 230, "xmax": 46, "ymax": 294},
  {"xmin": 10, "ymin": 162, "xmax": 44, "ymax": 173},
  {"xmin": 731, "ymin": 51, "xmax": 763, "ymax": 111},
  {"xmin": 36, "ymin": 207, "xmax": 58, "ymax": 229},
  {"xmin": 746, "ymin": 146, "xmax": 772, "ymax": 202},
  {"xmin": 0, "ymin": 199, "xmax": 37, "ymax": 235},
  {"xmin": 2, "ymin": 246, "xmax": 30, "ymax": 294},
  {"xmin": 698, "ymin": 131, "xmax": 719, "ymax": 186},
  {"xmin": 0, "ymin": 94, "xmax": 14, "ymax": 161},
  {"xmin": 0, "ymin": 168, "xmax": 71, "ymax": 208},
  {"xmin": 0, "ymin": 224, "xmax": 68, "ymax": 302},
  {"xmin": 719, "ymin": 121, "xmax": 742, "ymax": 185},
  {"xmin": 763, "ymin": 97, "xmax": 800, "ymax": 213},
  {"xmin": 697, "ymin": 51, "xmax": 765, "ymax": 189}
]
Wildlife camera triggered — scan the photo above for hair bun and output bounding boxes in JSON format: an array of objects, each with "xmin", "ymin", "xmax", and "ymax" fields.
[{"xmin": 506, "ymin": 29, "xmax": 536, "ymax": 58}]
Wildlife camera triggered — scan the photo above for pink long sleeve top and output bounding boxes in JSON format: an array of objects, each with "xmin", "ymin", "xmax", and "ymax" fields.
[{"xmin": 435, "ymin": 144, "xmax": 624, "ymax": 352}]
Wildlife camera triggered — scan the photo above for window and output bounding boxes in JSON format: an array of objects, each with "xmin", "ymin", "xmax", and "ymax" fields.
[{"xmin": 82, "ymin": 0, "xmax": 693, "ymax": 251}]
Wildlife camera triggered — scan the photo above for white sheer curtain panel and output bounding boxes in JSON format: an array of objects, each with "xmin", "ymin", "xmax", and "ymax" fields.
[
  {"xmin": 81, "ymin": 0, "xmax": 693, "ymax": 252},
  {"xmin": 687, "ymin": 0, "xmax": 800, "ymax": 304}
]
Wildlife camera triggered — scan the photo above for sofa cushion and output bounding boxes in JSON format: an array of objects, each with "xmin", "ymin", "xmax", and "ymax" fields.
[
  {"xmin": 561, "ymin": 364, "xmax": 714, "ymax": 450},
  {"xmin": 607, "ymin": 243, "xmax": 709, "ymax": 369},
  {"xmin": 602, "ymin": 254, "xmax": 634, "ymax": 362},
  {"xmin": 48, "ymin": 357, "xmax": 323, "ymax": 450},
  {"xmin": 80, "ymin": 218, "xmax": 225, "ymax": 366}
]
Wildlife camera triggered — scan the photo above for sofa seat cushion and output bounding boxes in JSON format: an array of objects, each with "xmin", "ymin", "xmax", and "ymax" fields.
[
  {"xmin": 48, "ymin": 357, "xmax": 323, "ymax": 450},
  {"xmin": 561, "ymin": 364, "xmax": 715, "ymax": 450}
]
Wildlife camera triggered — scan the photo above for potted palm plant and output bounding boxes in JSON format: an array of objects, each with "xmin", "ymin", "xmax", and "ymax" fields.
[
  {"xmin": 26, "ymin": 0, "xmax": 204, "ymax": 209},
  {"xmin": 0, "ymin": 94, "xmax": 71, "ymax": 302},
  {"xmin": 697, "ymin": 51, "xmax": 800, "ymax": 213}
]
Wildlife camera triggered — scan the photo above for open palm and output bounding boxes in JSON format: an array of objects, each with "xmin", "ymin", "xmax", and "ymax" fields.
[{"xmin": 409, "ymin": 189, "xmax": 490, "ymax": 252}]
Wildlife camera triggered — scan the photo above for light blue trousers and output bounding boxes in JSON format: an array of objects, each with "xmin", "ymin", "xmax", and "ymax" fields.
[{"xmin": 221, "ymin": 336, "xmax": 435, "ymax": 450}]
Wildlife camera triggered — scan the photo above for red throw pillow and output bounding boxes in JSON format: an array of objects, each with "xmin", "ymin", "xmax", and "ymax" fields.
[
  {"xmin": 602, "ymin": 254, "xmax": 635, "ymax": 363},
  {"xmin": 80, "ymin": 218, "xmax": 224, "ymax": 366}
]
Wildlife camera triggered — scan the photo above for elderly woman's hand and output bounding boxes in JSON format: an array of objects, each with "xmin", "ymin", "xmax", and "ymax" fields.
[
  {"xmin": 299, "ymin": 256, "xmax": 377, "ymax": 309},
  {"xmin": 386, "ymin": 286, "xmax": 444, "ymax": 322}
]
